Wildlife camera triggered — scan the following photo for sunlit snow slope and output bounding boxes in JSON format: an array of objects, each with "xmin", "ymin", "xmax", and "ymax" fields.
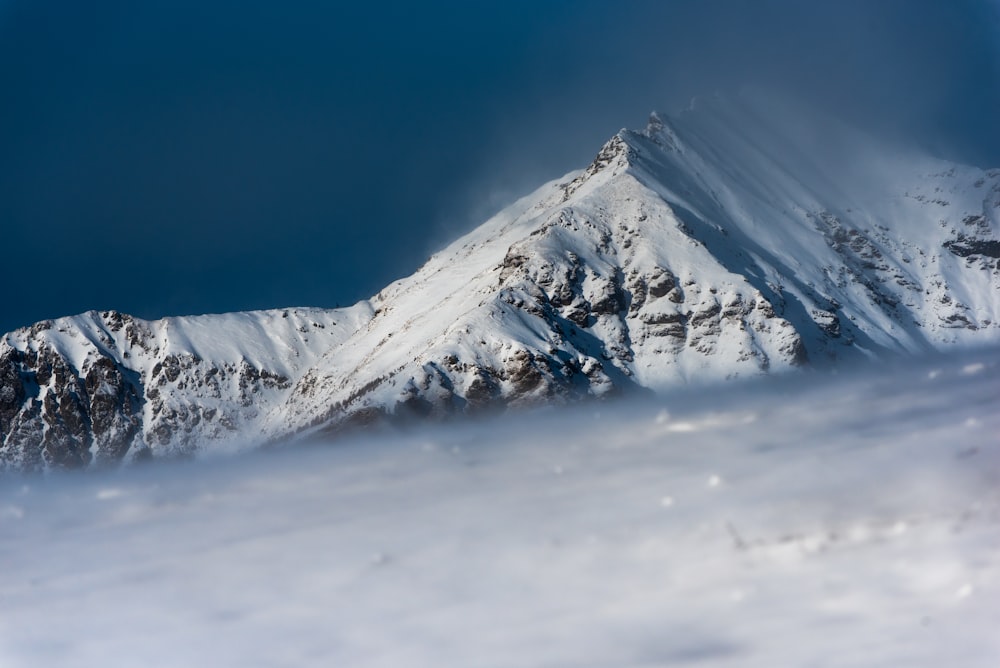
[
  {"xmin": 1, "ymin": 351, "xmax": 998, "ymax": 667},
  {"xmin": 2, "ymin": 90, "xmax": 999, "ymax": 468}
]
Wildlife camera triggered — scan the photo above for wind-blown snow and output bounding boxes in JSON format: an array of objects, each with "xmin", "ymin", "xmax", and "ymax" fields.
[{"xmin": 2, "ymin": 349, "xmax": 998, "ymax": 667}]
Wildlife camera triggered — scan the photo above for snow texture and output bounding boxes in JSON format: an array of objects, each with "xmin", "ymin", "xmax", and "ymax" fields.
[
  {"xmin": 1, "ymin": 349, "xmax": 998, "ymax": 667},
  {"xmin": 2, "ymin": 89, "xmax": 999, "ymax": 468}
]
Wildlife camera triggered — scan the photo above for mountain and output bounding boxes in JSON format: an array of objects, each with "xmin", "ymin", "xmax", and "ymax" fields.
[{"xmin": 3, "ymin": 90, "xmax": 999, "ymax": 470}]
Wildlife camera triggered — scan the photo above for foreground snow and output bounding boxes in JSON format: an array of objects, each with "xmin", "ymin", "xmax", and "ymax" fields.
[{"xmin": 1, "ymin": 349, "xmax": 998, "ymax": 667}]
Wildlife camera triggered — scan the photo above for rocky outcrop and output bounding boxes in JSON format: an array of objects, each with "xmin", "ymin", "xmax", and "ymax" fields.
[
  {"xmin": 0, "ymin": 342, "xmax": 141, "ymax": 471},
  {"xmin": 0, "ymin": 307, "xmax": 364, "ymax": 470},
  {"xmin": 2, "ymin": 95, "xmax": 999, "ymax": 471}
]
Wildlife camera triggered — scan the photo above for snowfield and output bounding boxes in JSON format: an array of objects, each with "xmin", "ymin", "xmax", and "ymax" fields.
[{"xmin": 2, "ymin": 349, "xmax": 999, "ymax": 667}]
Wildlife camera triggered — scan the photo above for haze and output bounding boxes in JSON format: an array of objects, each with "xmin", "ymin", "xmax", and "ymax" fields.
[{"xmin": 2, "ymin": 349, "xmax": 997, "ymax": 666}]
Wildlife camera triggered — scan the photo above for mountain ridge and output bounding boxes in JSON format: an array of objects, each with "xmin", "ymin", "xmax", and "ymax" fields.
[{"xmin": 3, "ymin": 91, "xmax": 999, "ymax": 470}]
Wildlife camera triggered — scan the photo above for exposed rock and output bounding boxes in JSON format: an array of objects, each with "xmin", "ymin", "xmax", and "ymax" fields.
[
  {"xmin": 812, "ymin": 310, "xmax": 841, "ymax": 338},
  {"xmin": 1, "ymin": 96, "xmax": 998, "ymax": 471},
  {"xmin": 944, "ymin": 236, "xmax": 1000, "ymax": 260}
]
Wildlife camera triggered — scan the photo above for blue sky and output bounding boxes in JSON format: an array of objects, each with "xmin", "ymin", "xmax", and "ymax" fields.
[{"xmin": 1, "ymin": 0, "xmax": 997, "ymax": 334}]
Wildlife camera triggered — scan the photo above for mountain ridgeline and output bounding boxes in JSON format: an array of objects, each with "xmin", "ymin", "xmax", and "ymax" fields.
[{"xmin": 3, "ymin": 92, "xmax": 999, "ymax": 470}]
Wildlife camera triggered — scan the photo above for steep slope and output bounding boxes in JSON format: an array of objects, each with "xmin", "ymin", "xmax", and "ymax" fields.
[
  {"xmin": 0, "ymin": 306, "xmax": 373, "ymax": 470},
  {"xmin": 275, "ymin": 145, "xmax": 808, "ymax": 441},
  {"xmin": 633, "ymin": 92, "xmax": 1000, "ymax": 356},
  {"xmin": 271, "ymin": 92, "xmax": 1000, "ymax": 440},
  {"xmin": 2, "ymin": 91, "xmax": 999, "ymax": 469}
]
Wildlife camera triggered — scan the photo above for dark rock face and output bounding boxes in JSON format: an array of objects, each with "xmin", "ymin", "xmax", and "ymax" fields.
[
  {"xmin": 0, "ymin": 343, "xmax": 143, "ymax": 471},
  {"xmin": 944, "ymin": 236, "xmax": 1000, "ymax": 260},
  {"xmin": 0, "ymin": 349, "xmax": 27, "ymax": 438},
  {"xmin": 84, "ymin": 357, "xmax": 143, "ymax": 464},
  {"xmin": 812, "ymin": 310, "xmax": 841, "ymax": 339},
  {"xmin": 505, "ymin": 349, "xmax": 546, "ymax": 395},
  {"xmin": 0, "ymin": 309, "xmax": 307, "ymax": 471}
]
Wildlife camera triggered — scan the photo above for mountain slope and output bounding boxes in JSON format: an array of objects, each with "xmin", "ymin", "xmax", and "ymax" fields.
[
  {"xmin": 0, "ymin": 306, "xmax": 373, "ymax": 469},
  {"xmin": 3, "ymin": 91, "xmax": 999, "ymax": 469},
  {"xmin": 270, "ymin": 91, "xmax": 1000, "ymax": 440}
]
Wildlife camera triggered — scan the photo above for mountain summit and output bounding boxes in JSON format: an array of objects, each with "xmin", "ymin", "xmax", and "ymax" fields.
[{"xmin": 3, "ymin": 91, "xmax": 999, "ymax": 470}]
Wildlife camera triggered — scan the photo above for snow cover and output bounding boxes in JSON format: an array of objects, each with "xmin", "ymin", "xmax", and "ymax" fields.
[
  {"xmin": 282, "ymin": 83, "xmax": 1000, "ymax": 433},
  {"xmin": 2, "ymin": 88, "xmax": 998, "ymax": 466},
  {"xmin": 2, "ymin": 349, "xmax": 998, "ymax": 667}
]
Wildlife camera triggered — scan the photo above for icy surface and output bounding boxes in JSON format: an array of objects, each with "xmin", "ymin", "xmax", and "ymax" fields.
[{"xmin": 2, "ymin": 349, "xmax": 998, "ymax": 667}]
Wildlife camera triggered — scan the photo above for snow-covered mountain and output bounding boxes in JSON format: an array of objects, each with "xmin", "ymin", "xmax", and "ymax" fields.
[{"xmin": 3, "ymin": 90, "xmax": 999, "ymax": 470}]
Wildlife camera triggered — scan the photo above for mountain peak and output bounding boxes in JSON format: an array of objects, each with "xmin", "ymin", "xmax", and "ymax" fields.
[
  {"xmin": 2, "ymin": 96, "xmax": 999, "ymax": 470},
  {"xmin": 560, "ymin": 132, "xmax": 637, "ymax": 200},
  {"xmin": 640, "ymin": 110, "xmax": 682, "ymax": 152}
]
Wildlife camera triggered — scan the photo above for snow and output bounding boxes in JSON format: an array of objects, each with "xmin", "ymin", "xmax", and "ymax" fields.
[
  {"xmin": 1, "ymin": 304, "xmax": 377, "ymax": 461},
  {"xmin": 2, "ymin": 348, "xmax": 998, "ymax": 667},
  {"xmin": 4, "ymin": 89, "xmax": 997, "ymax": 463},
  {"xmin": 631, "ymin": 89, "xmax": 1000, "ymax": 353},
  {"xmin": 271, "ymin": 89, "xmax": 1000, "ymax": 436}
]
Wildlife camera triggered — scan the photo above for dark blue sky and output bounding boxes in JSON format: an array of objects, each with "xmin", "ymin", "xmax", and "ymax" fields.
[{"xmin": 1, "ymin": 0, "xmax": 998, "ymax": 334}]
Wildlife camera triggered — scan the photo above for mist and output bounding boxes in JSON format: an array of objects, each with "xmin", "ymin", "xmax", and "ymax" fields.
[
  {"xmin": 0, "ymin": 0, "xmax": 997, "ymax": 335},
  {"xmin": 2, "ymin": 348, "xmax": 998, "ymax": 666}
]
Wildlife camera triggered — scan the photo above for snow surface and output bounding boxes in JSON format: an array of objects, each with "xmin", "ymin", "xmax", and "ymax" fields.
[
  {"xmin": 2, "ymin": 348, "xmax": 998, "ymax": 667},
  {"xmin": 3, "ymin": 89, "xmax": 997, "ymax": 464},
  {"xmin": 275, "ymin": 88, "xmax": 1000, "ymax": 437}
]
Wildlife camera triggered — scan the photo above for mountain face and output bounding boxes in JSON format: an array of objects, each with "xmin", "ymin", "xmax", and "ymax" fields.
[{"xmin": 3, "ymin": 91, "xmax": 999, "ymax": 470}]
